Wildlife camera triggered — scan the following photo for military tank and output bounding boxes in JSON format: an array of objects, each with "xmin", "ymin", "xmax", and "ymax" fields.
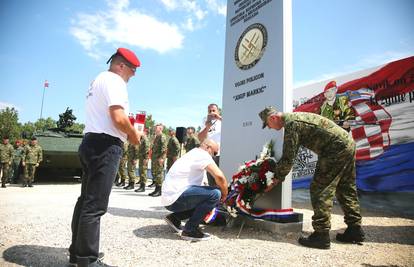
[
  {"xmin": 35, "ymin": 130, "xmax": 83, "ymax": 178},
  {"xmin": 34, "ymin": 108, "xmax": 83, "ymax": 179}
]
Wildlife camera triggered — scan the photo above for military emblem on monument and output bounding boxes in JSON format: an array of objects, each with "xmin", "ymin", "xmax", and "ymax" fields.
[{"xmin": 235, "ymin": 23, "xmax": 268, "ymax": 70}]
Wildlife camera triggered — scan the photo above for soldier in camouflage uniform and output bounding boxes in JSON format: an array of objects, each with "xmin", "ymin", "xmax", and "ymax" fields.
[
  {"xmin": 115, "ymin": 142, "xmax": 128, "ymax": 187},
  {"xmin": 135, "ymin": 130, "xmax": 150, "ymax": 192},
  {"xmin": 320, "ymin": 81, "xmax": 355, "ymax": 131},
  {"xmin": 149, "ymin": 124, "xmax": 167, "ymax": 197},
  {"xmin": 184, "ymin": 126, "xmax": 200, "ymax": 152},
  {"xmin": 259, "ymin": 106, "xmax": 364, "ymax": 249},
  {"xmin": 166, "ymin": 128, "xmax": 180, "ymax": 172},
  {"xmin": 123, "ymin": 142, "xmax": 139, "ymax": 190},
  {"xmin": 11, "ymin": 140, "xmax": 25, "ymax": 184},
  {"xmin": 22, "ymin": 136, "xmax": 43, "ymax": 187},
  {"xmin": 0, "ymin": 136, "xmax": 14, "ymax": 188}
]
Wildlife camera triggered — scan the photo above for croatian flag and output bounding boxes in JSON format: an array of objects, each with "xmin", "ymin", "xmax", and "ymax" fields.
[{"xmin": 294, "ymin": 56, "xmax": 414, "ymax": 191}]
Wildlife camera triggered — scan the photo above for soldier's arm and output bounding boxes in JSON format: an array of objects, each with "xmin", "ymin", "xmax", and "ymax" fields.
[
  {"xmin": 272, "ymin": 123, "xmax": 300, "ymax": 181},
  {"xmin": 38, "ymin": 147, "xmax": 43, "ymax": 163}
]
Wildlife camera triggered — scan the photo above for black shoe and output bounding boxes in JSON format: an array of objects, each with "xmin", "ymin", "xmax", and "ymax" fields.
[
  {"xmin": 28, "ymin": 183, "xmax": 33, "ymax": 187},
  {"xmin": 69, "ymin": 252, "xmax": 105, "ymax": 265},
  {"xmin": 134, "ymin": 183, "xmax": 145, "ymax": 192},
  {"xmin": 149, "ymin": 186, "xmax": 161, "ymax": 197},
  {"xmin": 115, "ymin": 180, "xmax": 125, "ymax": 187},
  {"xmin": 1, "ymin": 183, "xmax": 6, "ymax": 188},
  {"xmin": 164, "ymin": 214, "xmax": 182, "ymax": 233},
  {"xmin": 181, "ymin": 227, "xmax": 211, "ymax": 241},
  {"xmin": 298, "ymin": 231, "xmax": 331, "ymax": 249},
  {"xmin": 148, "ymin": 181, "xmax": 156, "ymax": 188},
  {"xmin": 123, "ymin": 182, "xmax": 134, "ymax": 190},
  {"xmin": 336, "ymin": 225, "xmax": 365, "ymax": 244}
]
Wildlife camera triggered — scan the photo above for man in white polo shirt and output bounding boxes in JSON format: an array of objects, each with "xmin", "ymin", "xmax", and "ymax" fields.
[
  {"xmin": 161, "ymin": 139, "xmax": 228, "ymax": 241},
  {"xmin": 198, "ymin": 103, "xmax": 222, "ymax": 186},
  {"xmin": 69, "ymin": 48, "xmax": 141, "ymax": 267}
]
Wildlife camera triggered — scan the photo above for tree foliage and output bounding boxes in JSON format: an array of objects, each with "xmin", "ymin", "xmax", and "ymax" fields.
[{"xmin": 0, "ymin": 107, "xmax": 20, "ymax": 140}]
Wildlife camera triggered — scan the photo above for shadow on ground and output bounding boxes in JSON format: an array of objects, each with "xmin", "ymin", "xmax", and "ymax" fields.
[
  {"xmin": 3, "ymin": 245, "xmax": 69, "ymax": 267},
  {"xmin": 108, "ymin": 207, "xmax": 168, "ymax": 219}
]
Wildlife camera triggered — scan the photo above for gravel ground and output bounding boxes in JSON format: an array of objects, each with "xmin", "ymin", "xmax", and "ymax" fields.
[{"xmin": 0, "ymin": 182, "xmax": 413, "ymax": 267}]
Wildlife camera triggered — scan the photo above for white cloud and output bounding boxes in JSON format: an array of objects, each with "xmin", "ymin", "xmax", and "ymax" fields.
[
  {"xmin": 0, "ymin": 102, "xmax": 20, "ymax": 112},
  {"xmin": 206, "ymin": 0, "xmax": 227, "ymax": 16},
  {"xmin": 70, "ymin": 0, "xmax": 184, "ymax": 57}
]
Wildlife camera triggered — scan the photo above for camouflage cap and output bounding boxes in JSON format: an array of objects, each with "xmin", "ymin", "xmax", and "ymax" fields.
[{"xmin": 258, "ymin": 106, "xmax": 277, "ymax": 129}]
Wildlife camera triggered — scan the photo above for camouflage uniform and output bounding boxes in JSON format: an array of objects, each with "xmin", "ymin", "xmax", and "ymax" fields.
[
  {"xmin": 22, "ymin": 143, "xmax": 43, "ymax": 185},
  {"xmin": 320, "ymin": 96, "xmax": 355, "ymax": 124},
  {"xmin": 137, "ymin": 135, "xmax": 150, "ymax": 184},
  {"xmin": 0, "ymin": 142, "xmax": 14, "ymax": 186},
  {"xmin": 185, "ymin": 135, "xmax": 200, "ymax": 152},
  {"xmin": 151, "ymin": 133, "xmax": 167, "ymax": 186},
  {"xmin": 116, "ymin": 142, "xmax": 128, "ymax": 184},
  {"xmin": 166, "ymin": 135, "xmax": 180, "ymax": 171},
  {"xmin": 12, "ymin": 145, "xmax": 25, "ymax": 183},
  {"xmin": 269, "ymin": 112, "xmax": 362, "ymax": 232},
  {"xmin": 126, "ymin": 143, "xmax": 139, "ymax": 183}
]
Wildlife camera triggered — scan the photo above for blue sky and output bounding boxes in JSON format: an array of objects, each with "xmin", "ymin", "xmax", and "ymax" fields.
[{"xmin": 1, "ymin": 0, "xmax": 413, "ymax": 128}]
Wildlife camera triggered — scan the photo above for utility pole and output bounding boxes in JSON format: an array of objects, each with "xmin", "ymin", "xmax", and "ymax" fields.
[{"xmin": 40, "ymin": 80, "xmax": 49, "ymax": 119}]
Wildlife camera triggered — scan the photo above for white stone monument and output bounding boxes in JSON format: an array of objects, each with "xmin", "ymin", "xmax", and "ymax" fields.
[{"xmin": 221, "ymin": 0, "xmax": 301, "ymax": 231}]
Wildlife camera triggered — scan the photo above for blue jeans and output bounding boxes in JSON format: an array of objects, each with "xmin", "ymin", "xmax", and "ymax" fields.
[
  {"xmin": 165, "ymin": 185, "xmax": 221, "ymax": 232},
  {"xmin": 69, "ymin": 133, "xmax": 123, "ymax": 264}
]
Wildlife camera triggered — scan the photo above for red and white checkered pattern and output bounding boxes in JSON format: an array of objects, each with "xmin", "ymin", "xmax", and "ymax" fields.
[{"xmin": 350, "ymin": 99, "xmax": 392, "ymax": 160}]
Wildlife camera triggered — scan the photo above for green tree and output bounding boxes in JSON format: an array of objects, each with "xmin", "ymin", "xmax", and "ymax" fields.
[
  {"xmin": 34, "ymin": 117, "xmax": 56, "ymax": 131},
  {"xmin": 67, "ymin": 122, "xmax": 85, "ymax": 134},
  {"xmin": 21, "ymin": 122, "xmax": 36, "ymax": 139},
  {"xmin": 0, "ymin": 107, "xmax": 20, "ymax": 140}
]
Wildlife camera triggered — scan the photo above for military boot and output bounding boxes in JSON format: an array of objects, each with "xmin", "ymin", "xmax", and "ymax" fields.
[
  {"xmin": 1, "ymin": 182, "xmax": 6, "ymax": 188},
  {"xmin": 148, "ymin": 181, "xmax": 156, "ymax": 188},
  {"xmin": 134, "ymin": 183, "xmax": 145, "ymax": 192},
  {"xmin": 28, "ymin": 181, "xmax": 33, "ymax": 187},
  {"xmin": 336, "ymin": 225, "xmax": 365, "ymax": 243},
  {"xmin": 150, "ymin": 185, "xmax": 162, "ymax": 197},
  {"xmin": 298, "ymin": 231, "xmax": 330, "ymax": 249},
  {"xmin": 115, "ymin": 179, "xmax": 125, "ymax": 187},
  {"xmin": 124, "ymin": 182, "xmax": 134, "ymax": 190}
]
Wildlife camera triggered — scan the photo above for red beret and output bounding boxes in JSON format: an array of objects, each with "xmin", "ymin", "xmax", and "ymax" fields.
[
  {"xmin": 106, "ymin": 47, "xmax": 141, "ymax": 68},
  {"xmin": 324, "ymin": 81, "xmax": 337, "ymax": 92}
]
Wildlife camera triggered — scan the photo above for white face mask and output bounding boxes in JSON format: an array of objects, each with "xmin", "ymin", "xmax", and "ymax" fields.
[{"xmin": 324, "ymin": 87, "xmax": 337, "ymax": 101}]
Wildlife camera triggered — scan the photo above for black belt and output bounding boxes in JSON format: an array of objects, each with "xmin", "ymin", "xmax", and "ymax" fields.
[{"xmin": 84, "ymin": 132, "xmax": 123, "ymax": 147}]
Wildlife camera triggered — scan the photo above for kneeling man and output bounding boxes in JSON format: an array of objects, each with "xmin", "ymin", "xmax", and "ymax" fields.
[{"xmin": 161, "ymin": 139, "xmax": 228, "ymax": 241}]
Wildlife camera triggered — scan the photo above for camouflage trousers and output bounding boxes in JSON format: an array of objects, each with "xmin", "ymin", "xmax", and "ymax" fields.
[
  {"xmin": 127, "ymin": 160, "xmax": 137, "ymax": 183},
  {"xmin": 24, "ymin": 164, "xmax": 37, "ymax": 183},
  {"xmin": 1, "ymin": 162, "xmax": 10, "ymax": 184},
  {"xmin": 151, "ymin": 158, "xmax": 165, "ymax": 186},
  {"xmin": 138, "ymin": 158, "xmax": 148, "ymax": 184},
  {"xmin": 310, "ymin": 143, "xmax": 362, "ymax": 232},
  {"xmin": 116, "ymin": 157, "xmax": 128, "ymax": 182}
]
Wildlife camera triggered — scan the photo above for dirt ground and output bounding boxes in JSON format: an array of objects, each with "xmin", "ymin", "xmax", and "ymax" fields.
[{"xmin": 0, "ymin": 182, "xmax": 413, "ymax": 267}]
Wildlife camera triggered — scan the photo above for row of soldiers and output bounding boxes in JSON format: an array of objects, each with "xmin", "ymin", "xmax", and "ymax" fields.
[
  {"xmin": 0, "ymin": 136, "xmax": 43, "ymax": 188},
  {"xmin": 113, "ymin": 125, "xmax": 201, "ymax": 197}
]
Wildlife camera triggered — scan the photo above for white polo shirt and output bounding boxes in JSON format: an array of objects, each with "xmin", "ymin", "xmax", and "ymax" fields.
[
  {"xmin": 84, "ymin": 71, "xmax": 129, "ymax": 142},
  {"xmin": 201, "ymin": 117, "xmax": 222, "ymax": 155},
  {"xmin": 161, "ymin": 148, "xmax": 215, "ymax": 206}
]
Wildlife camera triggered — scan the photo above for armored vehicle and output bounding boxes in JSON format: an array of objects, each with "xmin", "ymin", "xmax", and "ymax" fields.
[{"xmin": 35, "ymin": 130, "xmax": 83, "ymax": 178}]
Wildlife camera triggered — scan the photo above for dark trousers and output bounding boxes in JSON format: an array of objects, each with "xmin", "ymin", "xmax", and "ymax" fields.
[
  {"xmin": 207, "ymin": 155, "xmax": 219, "ymax": 186},
  {"xmin": 69, "ymin": 133, "xmax": 123, "ymax": 264}
]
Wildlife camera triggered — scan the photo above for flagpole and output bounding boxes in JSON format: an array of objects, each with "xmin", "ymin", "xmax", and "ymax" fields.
[{"xmin": 40, "ymin": 80, "xmax": 48, "ymax": 119}]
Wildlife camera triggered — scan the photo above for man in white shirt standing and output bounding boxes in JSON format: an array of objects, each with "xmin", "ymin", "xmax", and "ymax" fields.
[
  {"xmin": 161, "ymin": 139, "xmax": 228, "ymax": 241},
  {"xmin": 69, "ymin": 48, "xmax": 141, "ymax": 267},
  {"xmin": 198, "ymin": 103, "xmax": 222, "ymax": 186}
]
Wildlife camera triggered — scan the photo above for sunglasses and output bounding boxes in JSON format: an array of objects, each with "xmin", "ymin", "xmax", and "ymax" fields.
[{"xmin": 124, "ymin": 62, "xmax": 136, "ymax": 73}]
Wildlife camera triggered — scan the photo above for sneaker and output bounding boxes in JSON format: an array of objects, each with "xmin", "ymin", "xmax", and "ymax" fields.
[
  {"xmin": 69, "ymin": 252, "xmax": 105, "ymax": 265},
  {"xmin": 164, "ymin": 214, "xmax": 182, "ymax": 233},
  {"xmin": 181, "ymin": 227, "xmax": 211, "ymax": 241}
]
